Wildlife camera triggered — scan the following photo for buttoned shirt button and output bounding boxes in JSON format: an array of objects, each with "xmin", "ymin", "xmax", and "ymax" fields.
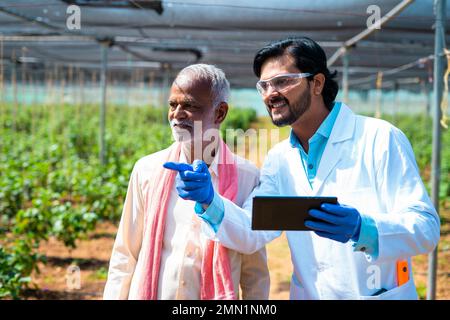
[{"xmin": 308, "ymin": 164, "xmax": 314, "ymax": 170}]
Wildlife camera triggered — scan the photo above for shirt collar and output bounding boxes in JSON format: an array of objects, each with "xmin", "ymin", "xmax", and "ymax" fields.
[
  {"xmin": 289, "ymin": 129, "xmax": 301, "ymax": 148},
  {"xmin": 316, "ymin": 101, "xmax": 341, "ymax": 139},
  {"xmin": 289, "ymin": 101, "xmax": 341, "ymax": 148}
]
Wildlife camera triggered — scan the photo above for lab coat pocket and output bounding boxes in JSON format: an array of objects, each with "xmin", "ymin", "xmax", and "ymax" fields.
[
  {"xmin": 359, "ymin": 278, "xmax": 418, "ymax": 300},
  {"xmin": 290, "ymin": 273, "xmax": 307, "ymax": 300}
]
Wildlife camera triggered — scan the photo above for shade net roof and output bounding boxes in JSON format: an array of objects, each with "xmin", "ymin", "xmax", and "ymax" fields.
[{"xmin": 0, "ymin": 0, "xmax": 449, "ymax": 91}]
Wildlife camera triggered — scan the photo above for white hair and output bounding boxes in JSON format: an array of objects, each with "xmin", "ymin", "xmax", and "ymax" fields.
[{"xmin": 176, "ymin": 64, "xmax": 230, "ymax": 107}]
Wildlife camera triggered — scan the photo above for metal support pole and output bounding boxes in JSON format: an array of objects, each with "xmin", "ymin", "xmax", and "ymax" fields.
[
  {"xmin": 421, "ymin": 79, "xmax": 432, "ymax": 116},
  {"xmin": 12, "ymin": 50, "xmax": 17, "ymax": 131},
  {"xmin": 327, "ymin": 0, "xmax": 414, "ymax": 67},
  {"xmin": 162, "ymin": 63, "xmax": 170, "ymax": 124},
  {"xmin": 99, "ymin": 43, "xmax": 109, "ymax": 165},
  {"xmin": 428, "ymin": 0, "xmax": 446, "ymax": 300},
  {"xmin": 393, "ymin": 81, "xmax": 399, "ymax": 125},
  {"xmin": 375, "ymin": 72, "xmax": 383, "ymax": 119},
  {"xmin": 342, "ymin": 49, "xmax": 349, "ymax": 104},
  {"xmin": 21, "ymin": 47, "xmax": 26, "ymax": 106},
  {"xmin": 0, "ymin": 35, "xmax": 3, "ymax": 104}
]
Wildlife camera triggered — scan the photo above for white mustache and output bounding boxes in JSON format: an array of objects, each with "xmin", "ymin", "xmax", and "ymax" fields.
[{"xmin": 170, "ymin": 119, "xmax": 194, "ymax": 128}]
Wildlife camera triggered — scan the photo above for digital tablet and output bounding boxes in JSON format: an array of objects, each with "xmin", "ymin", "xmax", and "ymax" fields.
[{"xmin": 251, "ymin": 196, "xmax": 338, "ymax": 231}]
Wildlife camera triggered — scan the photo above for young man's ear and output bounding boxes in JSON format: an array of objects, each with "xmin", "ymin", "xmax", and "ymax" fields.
[
  {"xmin": 312, "ymin": 73, "xmax": 326, "ymax": 96},
  {"xmin": 215, "ymin": 102, "xmax": 229, "ymax": 124}
]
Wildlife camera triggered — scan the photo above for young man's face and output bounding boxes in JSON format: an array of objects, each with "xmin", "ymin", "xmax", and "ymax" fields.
[
  {"xmin": 259, "ymin": 54, "xmax": 312, "ymax": 127},
  {"xmin": 168, "ymin": 77, "xmax": 217, "ymax": 142}
]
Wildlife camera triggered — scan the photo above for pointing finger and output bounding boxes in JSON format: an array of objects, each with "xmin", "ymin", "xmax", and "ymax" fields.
[{"xmin": 163, "ymin": 162, "xmax": 193, "ymax": 172}]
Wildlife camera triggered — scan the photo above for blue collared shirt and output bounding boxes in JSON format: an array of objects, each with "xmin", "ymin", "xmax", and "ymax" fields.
[
  {"xmin": 197, "ymin": 101, "xmax": 379, "ymax": 259},
  {"xmin": 289, "ymin": 102, "xmax": 341, "ymax": 188}
]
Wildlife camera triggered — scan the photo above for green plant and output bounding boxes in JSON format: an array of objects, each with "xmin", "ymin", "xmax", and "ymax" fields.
[
  {"xmin": 0, "ymin": 102, "xmax": 174, "ymax": 298},
  {"xmin": 51, "ymin": 204, "xmax": 97, "ymax": 248},
  {"xmin": 0, "ymin": 240, "xmax": 45, "ymax": 299}
]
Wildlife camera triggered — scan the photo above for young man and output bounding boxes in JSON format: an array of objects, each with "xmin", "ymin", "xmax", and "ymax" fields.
[
  {"xmin": 168, "ymin": 37, "xmax": 440, "ymax": 299},
  {"xmin": 103, "ymin": 64, "xmax": 269, "ymax": 300}
]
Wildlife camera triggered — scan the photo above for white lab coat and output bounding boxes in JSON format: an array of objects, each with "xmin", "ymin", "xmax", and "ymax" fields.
[{"xmin": 205, "ymin": 103, "xmax": 440, "ymax": 300}]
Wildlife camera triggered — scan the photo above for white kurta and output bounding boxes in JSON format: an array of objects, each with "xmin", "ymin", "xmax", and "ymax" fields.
[
  {"xmin": 204, "ymin": 103, "xmax": 440, "ymax": 300},
  {"xmin": 103, "ymin": 145, "xmax": 270, "ymax": 300}
]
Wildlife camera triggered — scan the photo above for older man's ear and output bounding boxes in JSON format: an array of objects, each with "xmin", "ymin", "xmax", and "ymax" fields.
[{"xmin": 215, "ymin": 102, "xmax": 229, "ymax": 125}]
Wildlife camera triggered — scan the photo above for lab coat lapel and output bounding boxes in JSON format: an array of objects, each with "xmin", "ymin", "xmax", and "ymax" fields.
[
  {"xmin": 312, "ymin": 104, "xmax": 356, "ymax": 194},
  {"xmin": 287, "ymin": 146, "xmax": 313, "ymax": 195}
]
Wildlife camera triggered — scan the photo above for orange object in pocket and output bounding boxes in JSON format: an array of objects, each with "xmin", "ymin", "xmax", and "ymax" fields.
[{"xmin": 396, "ymin": 260, "xmax": 409, "ymax": 286}]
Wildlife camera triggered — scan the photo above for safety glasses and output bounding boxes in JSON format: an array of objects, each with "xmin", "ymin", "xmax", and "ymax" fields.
[{"xmin": 256, "ymin": 72, "xmax": 312, "ymax": 96}]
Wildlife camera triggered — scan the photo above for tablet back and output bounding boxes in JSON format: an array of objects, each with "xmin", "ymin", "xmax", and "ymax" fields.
[{"xmin": 251, "ymin": 196, "xmax": 338, "ymax": 231}]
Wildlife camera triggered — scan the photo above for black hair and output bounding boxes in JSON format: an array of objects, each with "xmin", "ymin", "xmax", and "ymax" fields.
[{"xmin": 253, "ymin": 36, "xmax": 339, "ymax": 110}]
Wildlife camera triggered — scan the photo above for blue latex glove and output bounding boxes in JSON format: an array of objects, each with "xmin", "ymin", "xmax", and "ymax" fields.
[
  {"xmin": 305, "ymin": 203, "xmax": 361, "ymax": 243},
  {"xmin": 163, "ymin": 159, "xmax": 214, "ymax": 205}
]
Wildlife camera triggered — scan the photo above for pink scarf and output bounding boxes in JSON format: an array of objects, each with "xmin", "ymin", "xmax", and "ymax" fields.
[{"xmin": 137, "ymin": 139, "xmax": 238, "ymax": 300}]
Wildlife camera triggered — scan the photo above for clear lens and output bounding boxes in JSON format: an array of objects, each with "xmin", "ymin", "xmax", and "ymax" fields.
[
  {"xmin": 272, "ymin": 76, "xmax": 295, "ymax": 89},
  {"xmin": 256, "ymin": 73, "xmax": 311, "ymax": 95},
  {"xmin": 256, "ymin": 81, "xmax": 268, "ymax": 94}
]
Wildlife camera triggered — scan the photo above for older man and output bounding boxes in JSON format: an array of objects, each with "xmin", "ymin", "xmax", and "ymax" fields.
[{"xmin": 103, "ymin": 64, "xmax": 270, "ymax": 300}]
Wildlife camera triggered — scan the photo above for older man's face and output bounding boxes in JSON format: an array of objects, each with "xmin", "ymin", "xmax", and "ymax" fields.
[{"xmin": 168, "ymin": 77, "xmax": 217, "ymax": 142}]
